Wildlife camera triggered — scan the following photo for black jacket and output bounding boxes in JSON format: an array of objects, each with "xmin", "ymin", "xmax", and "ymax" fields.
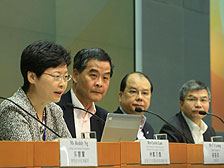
[
  {"xmin": 57, "ymin": 90, "xmax": 108, "ymax": 142},
  {"xmin": 160, "ymin": 112, "xmax": 216, "ymax": 143}
]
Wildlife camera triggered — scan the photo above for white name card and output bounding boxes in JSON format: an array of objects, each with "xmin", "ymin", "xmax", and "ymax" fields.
[
  {"xmin": 203, "ymin": 142, "xmax": 224, "ymax": 164},
  {"xmin": 140, "ymin": 139, "xmax": 170, "ymax": 165},
  {"xmin": 59, "ymin": 138, "xmax": 98, "ymax": 167}
]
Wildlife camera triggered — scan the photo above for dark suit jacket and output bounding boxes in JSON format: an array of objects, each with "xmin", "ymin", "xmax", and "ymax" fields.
[
  {"xmin": 57, "ymin": 90, "xmax": 108, "ymax": 142},
  {"xmin": 159, "ymin": 112, "xmax": 216, "ymax": 143},
  {"xmin": 113, "ymin": 107, "xmax": 154, "ymax": 139}
]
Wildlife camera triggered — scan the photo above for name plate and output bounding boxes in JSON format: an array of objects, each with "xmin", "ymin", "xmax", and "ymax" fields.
[
  {"xmin": 140, "ymin": 139, "xmax": 170, "ymax": 165},
  {"xmin": 59, "ymin": 138, "xmax": 98, "ymax": 167},
  {"xmin": 203, "ymin": 142, "xmax": 224, "ymax": 164}
]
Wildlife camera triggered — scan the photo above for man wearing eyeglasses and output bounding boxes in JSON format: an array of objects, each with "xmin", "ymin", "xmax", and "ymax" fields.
[
  {"xmin": 160, "ymin": 80, "xmax": 216, "ymax": 143},
  {"xmin": 113, "ymin": 72, "xmax": 154, "ymax": 139},
  {"xmin": 58, "ymin": 48, "xmax": 114, "ymax": 142}
]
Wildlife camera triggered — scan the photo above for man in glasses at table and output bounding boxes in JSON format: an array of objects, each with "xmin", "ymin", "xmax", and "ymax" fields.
[
  {"xmin": 160, "ymin": 80, "xmax": 216, "ymax": 143},
  {"xmin": 113, "ymin": 72, "xmax": 154, "ymax": 139}
]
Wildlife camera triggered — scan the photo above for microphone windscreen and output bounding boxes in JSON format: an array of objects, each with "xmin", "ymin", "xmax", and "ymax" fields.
[
  {"xmin": 199, "ymin": 111, "xmax": 207, "ymax": 115},
  {"xmin": 135, "ymin": 107, "xmax": 143, "ymax": 112}
]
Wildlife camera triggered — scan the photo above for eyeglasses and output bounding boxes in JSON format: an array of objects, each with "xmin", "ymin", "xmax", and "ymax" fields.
[
  {"xmin": 185, "ymin": 96, "xmax": 209, "ymax": 104},
  {"xmin": 43, "ymin": 72, "xmax": 72, "ymax": 82},
  {"xmin": 127, "ymin": 89, "xmax": 150, "ymax": 97}
]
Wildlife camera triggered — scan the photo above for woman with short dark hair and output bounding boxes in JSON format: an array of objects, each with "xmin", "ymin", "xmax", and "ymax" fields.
[{"xmin": 0, "ymin": 40, "xmax": 72, "ymax": 141}]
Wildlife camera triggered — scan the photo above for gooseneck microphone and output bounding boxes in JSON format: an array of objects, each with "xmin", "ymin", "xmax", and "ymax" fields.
[
  {"xmin": 66, "ymin": 103, "xmax": 105, "ymax": 123},
  {"xmin": 135, "ymin": 107, "xmax": 194, "ymax": 143},
  {"xmin": 0, "ymin": 96, "xmax": 61, "ymax": 138},
  {"xmin": 199, "ymin": 111, "xmax": 224, "ymax": 124}
]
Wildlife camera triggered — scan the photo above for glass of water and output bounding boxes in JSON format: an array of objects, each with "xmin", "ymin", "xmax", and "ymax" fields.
[
  {"xmin": 81, "ymin": 131, "xmax": 96, "ymax": 139},
  {"xmin": 153, "ymin": 133, "xmax": 167, "ymax": 140},
  {"xmin": 211, "ymin": 136, "xmax": 223, "ymax": 142}
]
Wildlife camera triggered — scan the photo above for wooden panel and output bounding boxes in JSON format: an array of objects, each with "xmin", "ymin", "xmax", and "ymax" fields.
[
  {"xmin": 121, "ymin": 164, "xmax": 188, "ymax": 168},
  {"xmin": 203, "ymin": 165, "xmax": 224, "ymax": 168},
  {"xmin": 0, "ymin": 141, "xmax": 33, "ymax": 167},
  {"xmin": 0, "ymin": 141, "xmax": 223, "ymax": 168},
  {"xmin": 120, "ymin": 142, "xmax": 140, "ymax": 164},
  {"xmin": 97, "ymin": 142, "xmax": 120, "ymax": 166},
  {"xmin": 169, "ymin": 143, "xmax": 187, "ymax": 163},
  {"xmin": 33, "ymin": 141, "xmax": 120, "ymax": 167},
  {"xmin": 187, "ymin": 144, "xmax": 203, "ymax": 164},
  {"xmin": 33, "ymin": 141, "xmax": 60, "ymax": 167},
  {"xmin": 187, "ymin": 165, "xmax": 224, "ymax": 168},
  {"xmin": 99, "ymin": 166, "xmax": 120, "ymax": 168}
]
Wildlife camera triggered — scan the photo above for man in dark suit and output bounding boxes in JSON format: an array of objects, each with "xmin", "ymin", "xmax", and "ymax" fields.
[
  {"xmin": 58, "ymin": 48, "xmax": 114, "ymax": 142},
  {"xmin": 114, "ymin": 72, "xmax": 154, "ymax": 139},
  {"xmin": 160, "ymin": 80, "xmax": 216, "ymax": 143}
]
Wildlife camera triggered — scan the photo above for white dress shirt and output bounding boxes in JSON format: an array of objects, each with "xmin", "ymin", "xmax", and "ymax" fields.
[
  {"xmin": 70, "ymin": 89, "xmax": 96, "ymax": 138},
  {"xmin": 182, "ymin": 111, "xmax": 208, "ymax": 144}
]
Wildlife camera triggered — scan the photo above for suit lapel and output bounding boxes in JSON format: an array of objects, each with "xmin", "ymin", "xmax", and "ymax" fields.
[
  {"xmin": 114, "ymin": 107, "xmax": 123, "ymax": 114},
  {"xmin": 142, "ymin": 125, "xmax": 151, "ymax": 139},
  {"xmin": 142, "ymin": 126, "xmax": 148, "ymax": 138},
  {"xmin": 61, "ymin": 91, "xmax": 76, "ymax": 138},
  {"xmin": 90, "ymin": 106, "xmax": 105, "ymax": 142},
  {"xmin": 178, "ymin": 112, "xmax": 194, "ymax": 143}
]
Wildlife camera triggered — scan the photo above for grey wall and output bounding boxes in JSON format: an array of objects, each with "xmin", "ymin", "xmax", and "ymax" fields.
[
  {"xmin": 141, "ymin": 0, "xmax": 212, "ymax": 133},
  {"xmin": 0, "ymin": 0, "xmax": 56, "ymax": 97},
  {"xmin": 0, "ymin": 0, "xmax": 134, "ymax": 113}
]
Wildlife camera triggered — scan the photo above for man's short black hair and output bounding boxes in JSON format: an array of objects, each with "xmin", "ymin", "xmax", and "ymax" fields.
[{"xmin": 73, "ymin": 48, "xmax": 114, "ymax": 77}]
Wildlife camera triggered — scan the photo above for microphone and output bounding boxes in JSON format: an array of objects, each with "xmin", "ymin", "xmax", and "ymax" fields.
[
  {"xmin": 0, "ymin": 96, "xmax": 61, "ymax": 138},
  {"xmin": 199, "ymin": 111, "xmax": 224, "ymax": 124},
  {"xmin": 135, "ymin": 107, "xmax": 194, "ymax": 143},
  {"xmin": 66, "ymin": 103, "xmax": 105, "ymax": 123}
]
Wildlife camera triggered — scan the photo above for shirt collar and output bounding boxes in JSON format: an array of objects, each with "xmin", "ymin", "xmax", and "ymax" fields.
[
  {"xmin": 181, "ymin": 111, "xmax": 208, "ymax": 134},
  {"xmin": 71, "ymin": 89, "xmax": 96, "ymax": 117}
]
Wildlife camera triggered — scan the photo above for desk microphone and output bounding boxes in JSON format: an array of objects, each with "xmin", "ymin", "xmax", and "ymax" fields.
[
  {"xmin": 66, "ymin": 103, "xmax": 105, "ymax": 123},
  {"xmin": 199, "ymin": 111, "xmax": 224, "ymax": 124},
  {"xmin": 135, "ymin": 107, "xmax": 194, "ymax": 143},
  {"xmin": 0, "ymin": 96, "xmax": 61, "ymax": 138}
]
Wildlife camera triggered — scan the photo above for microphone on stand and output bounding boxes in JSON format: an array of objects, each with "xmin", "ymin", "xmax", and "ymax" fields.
[
  {"xmin": 66, "ymin": 103, "xmax": 105, "ymax": 123},
  {"xmin": 135, "ymin": 107, "xmax": 194, "ymax": 143},
  {"xmin": 0, "ymin": 96, "xmax": 61, "ymax": 138},
  {"xmin": 199, "ymin": 111, "xmax": 224, "ymax": 124}
]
